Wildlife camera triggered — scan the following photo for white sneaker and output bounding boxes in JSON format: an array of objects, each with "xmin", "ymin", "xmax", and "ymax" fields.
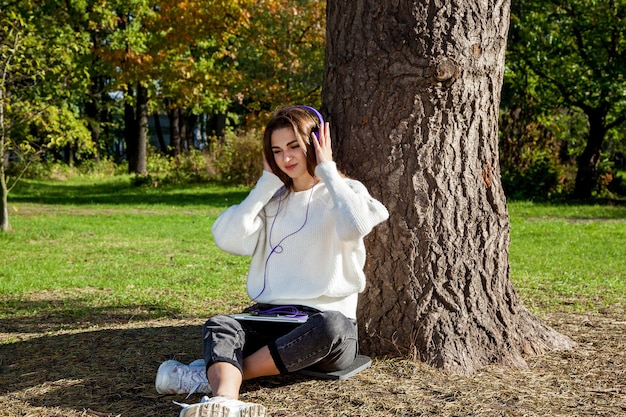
[
  {"xmin": 177, "ymin": 396, "xmax": 266, "ymax": 417},
  {"xmin": 155, "ymin": 360, "xmax": 211, "ymax": 396}
]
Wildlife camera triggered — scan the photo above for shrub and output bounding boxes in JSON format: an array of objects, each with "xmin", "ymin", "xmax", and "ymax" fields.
[
  {"xmin": 134, "ymin": 147, "xmax": 209, "ymax": 186},
  {"xmin": 6, "ymin": 129, "xmax": 264, "ymax": 187},
  {"xmin": 501, "ymin": 153, "xmax": 568, "ymax": 200},
  {"xmin": 211, "ymin": 129, "xmax": 263, "ymax": 186},
  {"xmin": 132, "ymin": 130, "xmax": 262, "ymax": 187},
  {"xmin": 608, "ymin": 171, "xmax": 626, "ymax": 197},
  {"xmin": 6, "ymin": 156, "xmax": 125, "ymax": 181}
]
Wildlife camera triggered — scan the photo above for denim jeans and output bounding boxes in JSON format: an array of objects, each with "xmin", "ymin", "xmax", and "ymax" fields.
[{"xmin": 202, "ymin": 309, "xmax": 358, "ymax": 376}]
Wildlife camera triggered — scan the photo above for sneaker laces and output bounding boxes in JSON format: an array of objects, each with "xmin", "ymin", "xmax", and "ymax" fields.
[{"xmin": 176, "ymin": 365, "xmax": 210, "ymax": 399}]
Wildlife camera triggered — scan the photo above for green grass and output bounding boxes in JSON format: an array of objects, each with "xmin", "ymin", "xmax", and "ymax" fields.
[
  {"xmin": 507, "ymin": 201, "xmax": 626, "ymax": 312},
  {"xmin": 1, "ymin": 177, "xmax": 624, "ymax": 327},
  {"xmin": 1, "ymin": 177, "xmax": 253, "ymax": 325}
]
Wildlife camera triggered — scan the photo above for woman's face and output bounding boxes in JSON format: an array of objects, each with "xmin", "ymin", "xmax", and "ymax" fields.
[{"xmin": 271, "ymin": 127, "xmax": 313, "ymax": 184}]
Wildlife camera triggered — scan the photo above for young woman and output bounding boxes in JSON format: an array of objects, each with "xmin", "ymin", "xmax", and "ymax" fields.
[{"xmin": 156, "ymin": 105, "xmax": 389, "ymax": 417}]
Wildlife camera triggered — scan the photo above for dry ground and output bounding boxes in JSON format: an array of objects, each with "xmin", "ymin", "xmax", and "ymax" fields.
[{"xmin": 1, "ymin": 307, "xmax": 625, "ymax": 417}]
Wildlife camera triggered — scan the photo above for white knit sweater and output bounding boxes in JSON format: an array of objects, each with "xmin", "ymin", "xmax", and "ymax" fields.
[{"xmin": 211, "ymin": 161, "xmax": 389, "ymax": 319}]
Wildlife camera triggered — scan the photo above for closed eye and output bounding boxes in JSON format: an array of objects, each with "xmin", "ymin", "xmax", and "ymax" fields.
[{"xmin": 272, "ymin": 144, "xmax": 300, "ymax": 154}]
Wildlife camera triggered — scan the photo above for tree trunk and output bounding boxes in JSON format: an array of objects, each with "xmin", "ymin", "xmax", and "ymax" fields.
[
  {"xmin": 87, "ymin": 35, "xmax": 103, "ymax": 163},
  {"xmin": 135, "ymin": 82, "xmax": 148, "ymax": 174},
  {"xmin": 124, "ymin": 88, "xmax": 138, "ymax": 173},
  {"xmin": 210, "ymin": 113, "xmax": 227, "ymax": 142},
  {"xmin": 85, "ymin": 93, "xmax": 100, "ymax": 163},
  {"xmin": 180, "ymin": 112, "xmax": 189, "ymax": 152},
  {"xmin": 573, "ymin": 109, "xmax": 606, "ymax": 200},
  {"xmin": 64, "ymin": 143, "xmax": 75, "ymax": 166},
  {"xmin": 168, "ymin": 107, "xmax": 182, "ymax": 156},
  {"xmin": 0, "ymin": 86, "xmax": 10, "ymax": 232},
  {"xmin": 186, "ymin": 113, "xmax": 198, "ymax": 150},
  {"xmin": 0, "ymin": 159, "xmax": 9, "ymax": 232},
  {"xmin": 153, "ymin": 112, "xmax": 167, "ymax": 154},
  {"xmin": 324, "ymin": 0, "xmax": 574, "ymax": 376}
]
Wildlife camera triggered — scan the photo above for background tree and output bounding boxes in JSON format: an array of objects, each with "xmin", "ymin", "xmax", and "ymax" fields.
[
  {"xmin": 507, "ymin": 0, "xmax": 626, "ymax": 199},
  {"xmin": 497, "ymin": 62, "xmax": 590, "ymax": 200},
  {"xmin": 142, "ymin": 0, "xmax": 255, "ymax": 152},
  {"xmin": 92, "ymin": 0, "xmax": 324, "ymax": 161},
  {"xmin": 323, "ymin": 0, "xmax": 574, "ymax": 375},
  {"xmin": 234, "ymin": 0, "xmax": 326, "ymax": 115},
  {"xmin": 94, "ymin": 0, "xmax": 156, "ymax": 174},
  {"xmin": 1, "ymin": 3, "xmax": 92, "ymax": 232}
]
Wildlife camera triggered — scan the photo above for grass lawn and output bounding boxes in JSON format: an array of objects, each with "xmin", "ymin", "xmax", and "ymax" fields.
[
  {"xmin": 1, "ymin": 177, "xmax": 253, "ymax": 325},
  {"xmin": 1, "ymin": 177, "xmax": 625, "ymax": 417},
  {"xmin": 508, "ymin": 201, "xmax": 626, "ymax": 313},
  {"xmin": 2, "ymin": 177, "xmax": 624, "ymax": 318}
]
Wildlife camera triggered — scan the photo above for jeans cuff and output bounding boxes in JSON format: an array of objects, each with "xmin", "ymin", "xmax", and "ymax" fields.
[
  {"xmin": 267, "ymin": 340, "xmax": 289, "ymax": 374},
  {"xmin": 204, "ymin": 356, "xmax": 244, "ymax": 376}
]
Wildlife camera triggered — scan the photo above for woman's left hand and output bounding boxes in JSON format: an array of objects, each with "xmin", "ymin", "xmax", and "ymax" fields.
[{"xmin": 313, "ymin": 122, "xmax": 333, "ymax": 164}]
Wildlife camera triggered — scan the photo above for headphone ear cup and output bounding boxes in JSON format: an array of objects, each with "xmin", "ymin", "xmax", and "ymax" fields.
[
  {"xmin": 297, "ymin": 105, "xmax": 324, "ymax": 141},
  {"xmin": 311, "ymin": 127, "xmax": 319, "ymax": 146}
]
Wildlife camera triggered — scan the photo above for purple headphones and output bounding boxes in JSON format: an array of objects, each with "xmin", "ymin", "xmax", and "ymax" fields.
[{"xmin": 297, "ymin": 105, "xmax": 324, "ymax": 140}]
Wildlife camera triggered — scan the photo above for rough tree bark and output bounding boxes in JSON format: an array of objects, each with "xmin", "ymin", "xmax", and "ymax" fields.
[{"xmin": 323, "ymin": 0, "xmax": 575, "ymax": 375}]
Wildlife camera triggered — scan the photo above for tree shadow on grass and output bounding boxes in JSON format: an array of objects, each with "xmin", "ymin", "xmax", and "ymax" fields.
[
  {"xmin": 1, "ymin": 322, "xmax": 204, "ymax": 416},
  {"xmin": 0, "ymin": 297, "xmax": 179, "ymax": 336},
  {"xmin": 3, "ymin": 311, "xmax": 626, "ymax": 417},
  {"xmin": 0, "ymin": 306, "xmax": 308, "ymax": 417}
]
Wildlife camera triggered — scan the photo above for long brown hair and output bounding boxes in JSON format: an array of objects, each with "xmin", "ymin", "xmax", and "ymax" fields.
[{"xmin": 263, "ymin": 105, "xmax": 320, "ymax": 189}]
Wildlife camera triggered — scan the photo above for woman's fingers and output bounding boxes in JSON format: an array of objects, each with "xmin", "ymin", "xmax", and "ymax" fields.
[{"xmin": 314, "ymin": 122, "xmax": 332, "ymax": 163}]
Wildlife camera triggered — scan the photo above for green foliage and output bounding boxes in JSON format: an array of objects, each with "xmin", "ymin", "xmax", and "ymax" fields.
[
  {"xmin": 608, "ymin": 170, "xmax": 626, "ymax": 196},
  {"xmin": 13, "ymin": 127, "xmax": 264, "ymax": 188},
  {"xmin": 31, "ymin": 106, "xmax": 93, "ymax": 152},
  {"xmin": 131, "ymin": 128, "xmax": 262, "ymax": 187},
  {"xmin": 133, "ymin": 130, "xmax": 263, "ymax": 187},
  {"xmin": 211, "ymin": 129, "xmax": 263, "ymax": 186},
  {"xmin": 76, "ymin": 157, "xmax": 126, "ymax": 178},
  {"xmin": 6, "ymin": 157, "xmax": 127, "ymax": 181},
  {"xmin": 1, "ymin": 0, "xmax": 94, "ymax": 192},
  {"xmin": 2, "ymin": 0, "xmax": 325, "ymax": 184},
  {"xmin": 90, "ymin": 0, "xmax": 325, "ymax": 119},
  {"xmin": 498, "ymin": 103, "xmax": 583, "ymax": 199},
  {"xmin": 144, "ymin": 149, "xmax": 175, "ymax": 176},
  {"xmin": 510, "ymin": 0, "xmax": 626, "ymax": 112},
  {"xmin": 234, "ymin": 0, "xmax": 326, "ymax": 115},
  {"xmin": 135, "ymin": 0, "xmax": 255, "ymax": 115},
  {"xmin": 503, "ymin": 0, "xmax": 626, "ymax": 199},
  {"xmin": 501, "ymin": 153, "xmax": 567, "ymax": 200},
  {"xmin": 136, "ymin": 146, "xmax": 214, "ymax": 186},
  {"xmin": 138, "ymin": 131, "xmax": 262, "ymax": 187}
]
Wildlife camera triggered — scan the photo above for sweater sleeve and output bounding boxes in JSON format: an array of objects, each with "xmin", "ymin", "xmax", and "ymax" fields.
[
  {"xmin": 211, "ymin": 170, "xmax": 284, "ymax": 256},
  {"xmin": 315, "ymin": 161, "xmax": 389, "ymax": 241}
]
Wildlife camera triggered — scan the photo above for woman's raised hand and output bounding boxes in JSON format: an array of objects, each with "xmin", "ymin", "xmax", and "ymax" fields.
[{"xmin": 313, "ymin": 122, "xmax": 333, "ymax": 164}]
